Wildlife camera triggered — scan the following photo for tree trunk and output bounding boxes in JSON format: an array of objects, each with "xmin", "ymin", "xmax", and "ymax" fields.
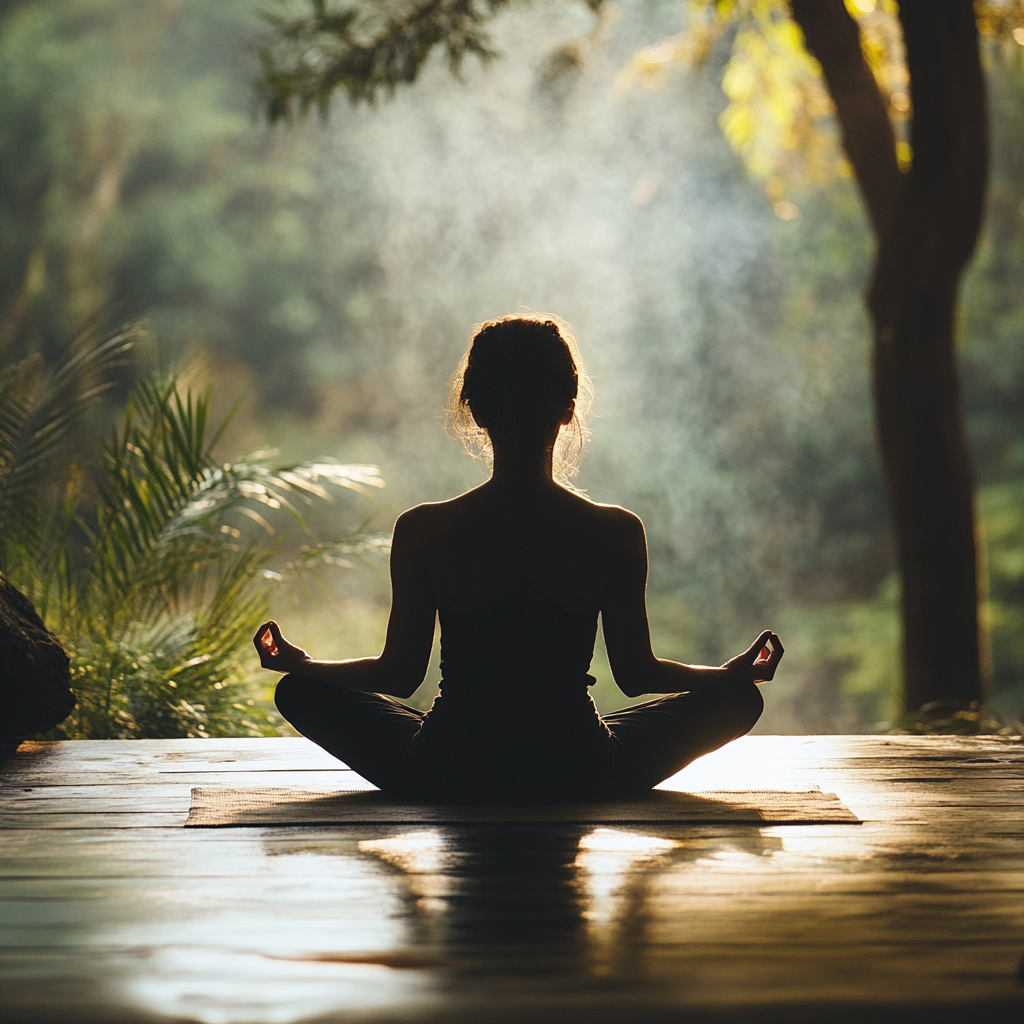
[{"xmin": 791, "ymin": 0, "xmax": 987, "ymax": 711}]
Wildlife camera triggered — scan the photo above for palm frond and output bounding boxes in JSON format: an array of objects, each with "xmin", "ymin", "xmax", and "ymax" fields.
[
  {"xmin": 292, "ymin": 526, "xmax": 392, "ymax": 574},
  {"xmin": 85, "ymin": 376, "xmax": 386, "ymax": 630},
  {"xmin": 0, "ymin": 354, "xmax": 47, "ymax": 569},
  {"xmin": 14, "ymin": 357, "xmax": 387, "ymax": 740},
  {"xmin": 0, "ymin": 321, "xmax": 136, "ymax": 575}
]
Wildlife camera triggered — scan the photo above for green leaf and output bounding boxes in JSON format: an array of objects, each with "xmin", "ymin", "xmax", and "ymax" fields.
[{"xmin": 0, "ymin": 320, "xmax": 136, "ymax": 582}]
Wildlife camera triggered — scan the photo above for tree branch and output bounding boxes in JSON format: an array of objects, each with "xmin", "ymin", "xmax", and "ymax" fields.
[
  {"xmin": 787, "ymin": 0, "xmax": 901, "ymax": 241},
  {"xmin": 257, "ymin": 0, "xmax": 522, "ymax": 120}
]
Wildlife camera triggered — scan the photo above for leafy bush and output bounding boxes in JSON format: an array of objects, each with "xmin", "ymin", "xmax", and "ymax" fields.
[{"xmin": 0, "ymin": 325, "xmax": 385, "ymax": 738}]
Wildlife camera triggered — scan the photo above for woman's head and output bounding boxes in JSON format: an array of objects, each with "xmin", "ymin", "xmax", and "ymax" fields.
[{"xmin": 448, "ymin": 314, "xmax": 592, "ymax": 484}]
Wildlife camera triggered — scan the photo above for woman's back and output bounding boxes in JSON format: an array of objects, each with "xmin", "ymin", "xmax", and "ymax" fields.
[
  {"xmin": 406, "ymin": 479, "xmax": 634, "ymax": 616},
  {"xmin": 437, "ymin": 578, "xmax": 600, "ymax": 697},
  {"xmin": 421, "ymin": 574, "xmax": 609, "ymax": 797},
  {"xmin": 394, "ymin": 479, "xmax": 637, "ymax": 798},
  {"xmin": 399, "ymin": 482, "xmax": 628, "ymax": 790}
]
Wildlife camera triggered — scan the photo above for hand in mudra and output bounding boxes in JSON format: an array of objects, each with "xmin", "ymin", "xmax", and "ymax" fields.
[
  {"xmin": 252, "ymin": 620, "xmax": 310, "ymax": 674},
  {"xmin": 724, "ymin": 630, "xmax": 784, "ymax": 685}
]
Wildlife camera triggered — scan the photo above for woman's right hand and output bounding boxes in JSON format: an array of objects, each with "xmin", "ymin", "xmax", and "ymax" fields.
[
  {"xmin": 252, "ymin": 620, "xmax": 311, "ymax": 675},
  {"xmin": 723, "ymin": 630, "xmax": 784, "ymax": 685}
]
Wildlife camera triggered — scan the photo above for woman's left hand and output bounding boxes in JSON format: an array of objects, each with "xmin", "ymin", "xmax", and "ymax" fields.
[
  {"xmin": 723, "ymin": 630, "xmax": 784, "ymax": 685},
  {"xmin": 252, "ymin": 620, "xmax": 311, "ymax": 675}
]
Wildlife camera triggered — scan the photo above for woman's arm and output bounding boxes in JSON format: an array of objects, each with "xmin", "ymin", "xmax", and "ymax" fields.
[
  {"xmin": 600, "ymin": 511, "xmax": 783, "ymax": 698},
  {"xmin": 252, "ymin": 508, "xmax": 437, "ymax": 699}
]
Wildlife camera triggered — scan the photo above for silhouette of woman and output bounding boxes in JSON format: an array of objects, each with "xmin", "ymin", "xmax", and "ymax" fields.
[{"xmin": 254, "ymin": 315, "xmax": 782, "ymax": 801}]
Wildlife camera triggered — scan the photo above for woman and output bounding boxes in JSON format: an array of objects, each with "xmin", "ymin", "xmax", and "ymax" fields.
[{"xmin": 254, "ymin": 314, "xmax": 782, "ymax": 802}]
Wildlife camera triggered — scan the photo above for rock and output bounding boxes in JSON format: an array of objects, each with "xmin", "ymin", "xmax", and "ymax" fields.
[{"xmin": 0, "ymin": 575, "xmax": 76, "ymax": 740}]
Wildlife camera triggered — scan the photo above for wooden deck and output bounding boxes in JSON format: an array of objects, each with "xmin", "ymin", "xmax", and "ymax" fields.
[{"xmin": 2, "ymin": 734, "xmax": 1023, "ymax": 1023}]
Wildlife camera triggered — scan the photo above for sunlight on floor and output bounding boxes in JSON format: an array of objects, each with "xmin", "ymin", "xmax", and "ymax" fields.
[
  {"xmin": 661, "ymin": 736, "xmax": 790, "ymax": 790},
  {"xmin": 575, "ymin": 828, "xmax": 676, "ymax": 926},
  {"xmin": 358, "ymin": 830, "xmax": 445, "ymax": 874},
  {"xmin": 112, "ymin": 838, "xmax": 429, "ymax": 1024},
  {"xmin": 124, "ymin": 946, "xmax": 428, "ymax": 1024},
  {"xmin": 764, "ymin": 826, "xmax": 879, "ymax": 861},
  {"xmin": 106, "ymin": 738, "xmax": 878, "ymax": 1021},
  {"xmin": 359, "ymin": 830, "xmax": 452, "ymax": 909}
]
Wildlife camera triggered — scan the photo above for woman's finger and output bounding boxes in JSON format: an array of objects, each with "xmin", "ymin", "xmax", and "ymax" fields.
[
  {"xmin": 264, "ymin": 630, "xmax": 279, "ymax": 656},
  {"xmin": 254, "ymin": 622, "xmax": 280, "ymax": 658},
  {"xmin": 754, "ymin": 637, "xmax": 785, "ymax": 681},
  {"xmin": 745, "ymin": 630, "xmax": 773, "ymax": 659}
]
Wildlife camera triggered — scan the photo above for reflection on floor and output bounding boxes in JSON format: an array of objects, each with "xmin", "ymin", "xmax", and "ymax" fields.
[{"xmin": 1, "ymin": 734, "xmax": 1023, "ymax": 1023}]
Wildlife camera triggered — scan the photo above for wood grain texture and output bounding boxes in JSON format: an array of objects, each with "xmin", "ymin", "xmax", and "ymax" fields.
[{"xmin": 1, "ymin": 735, "xmax": 1022, "ymax": 1024}]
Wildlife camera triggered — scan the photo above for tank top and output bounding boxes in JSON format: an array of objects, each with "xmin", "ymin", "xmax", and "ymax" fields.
[{"xmin": 412, "ymin": 579, "xmax": 611, "ymax": 797}]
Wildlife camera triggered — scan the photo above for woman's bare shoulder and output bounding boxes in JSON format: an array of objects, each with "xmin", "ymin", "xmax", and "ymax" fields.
[
  {"xmin": 570, "ymin": 493, "xmax": 644, "ymax": 529},
  {"xmin": 393, "ymin": 488, "xmax": 484, "ymax": 534},
  {"xmin": 396, "ymin": 487, "xmax": 644, "ymax": 546}
]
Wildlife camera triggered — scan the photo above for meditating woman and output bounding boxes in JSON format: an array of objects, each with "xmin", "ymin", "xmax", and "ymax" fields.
[{"xmin": 254, "ymin": 315, "xmax": 782, "ymax": 802}]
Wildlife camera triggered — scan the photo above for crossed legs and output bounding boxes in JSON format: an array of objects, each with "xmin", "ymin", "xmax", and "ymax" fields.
[
  {"xmin": 274, "ymin": 675, "xmax": 424, "ymax": 796},
  {"xmin": 274, "ymin": 675, "xmax": 764, "ymax": 800},
  {"xmin": 601, "ymin": 681, "xmax": 764, "ymax": 795}
]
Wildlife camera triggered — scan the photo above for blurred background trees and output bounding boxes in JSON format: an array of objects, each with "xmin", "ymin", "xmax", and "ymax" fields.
[{"xmin": 2, "ymin": 0, "xmax": 1023, "ymax": 735}]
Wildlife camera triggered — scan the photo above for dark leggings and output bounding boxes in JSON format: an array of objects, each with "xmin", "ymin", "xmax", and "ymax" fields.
[{"xmin": 275, "ymin": 676, "xmax": 763, "ymax": 801}]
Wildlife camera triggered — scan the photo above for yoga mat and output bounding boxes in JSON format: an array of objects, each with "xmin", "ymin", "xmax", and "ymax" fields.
[{"xmin": 186, "ymin": 786, "xmax": 860, "ymax": 827}]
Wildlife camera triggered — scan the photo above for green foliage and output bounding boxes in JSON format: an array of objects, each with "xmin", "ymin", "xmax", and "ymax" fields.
[
  {"xmin": 979, "ymin": 481, "xmax": 1024, "ymax": 723},
  {"xmin": 773, "ymin": 565, "xmax": 1022, "ymax": 736},
  {"xmin": 0, "ymin": 0, "xmax": 380, "ymax": 410},
  {"xmin": 767, "ymin": 576, "xmax": 900, "ymax": 732},
  {"xmin": 622, "ymin": 0, "xmax": 849, "ymax": 193},
  {"xmin": 253, "ymin": 0, "xmax": 1024, "ymax": 131},
  {"xmin": 0, "ymin": 329, "xmax": 386, "ymax": 739},
  {"xmin": 0, "ymin": 319, "xmax": 135, "ymax": 594},
  {"xmin": 257, "ymin": 0, "xmax": 610, "ymax": 118},
  {"xmin": 5, "ymin": 0, "xmax": 1024, "ymax": 735},
  {"xmin": 892, "ymin": 702, "xmax": 1022, "ymax": 736}
]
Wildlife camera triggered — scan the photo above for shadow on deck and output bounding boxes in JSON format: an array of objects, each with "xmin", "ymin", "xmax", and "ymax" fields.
[{"xmin": 1, "ymin": 734, "xmax": 1022, "ymax": 1023}]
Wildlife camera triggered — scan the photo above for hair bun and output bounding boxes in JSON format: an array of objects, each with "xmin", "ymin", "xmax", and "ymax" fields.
[{"xmin": 447, "ymin": 314, "xmax": 592, "ymax": 485}]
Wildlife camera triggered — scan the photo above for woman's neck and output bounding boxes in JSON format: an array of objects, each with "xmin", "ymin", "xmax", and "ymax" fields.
[{"xmin": 488, "ymin": 444, "xmax": 556, "ymax": 485}]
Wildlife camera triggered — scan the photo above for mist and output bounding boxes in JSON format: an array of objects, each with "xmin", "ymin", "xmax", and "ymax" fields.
[
  {"xmin": 15, "ymin": 0, "xmax": 984, "ymax": 734},
  {"xmin": 244, "ymin": 1, "xmax": 883, "ymax": 728}
]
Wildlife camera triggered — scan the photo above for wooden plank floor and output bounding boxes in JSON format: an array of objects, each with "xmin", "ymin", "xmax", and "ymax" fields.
[{"xmin": 2, "ymin": 735, "xmax": 1023, "ymax": 1024}]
